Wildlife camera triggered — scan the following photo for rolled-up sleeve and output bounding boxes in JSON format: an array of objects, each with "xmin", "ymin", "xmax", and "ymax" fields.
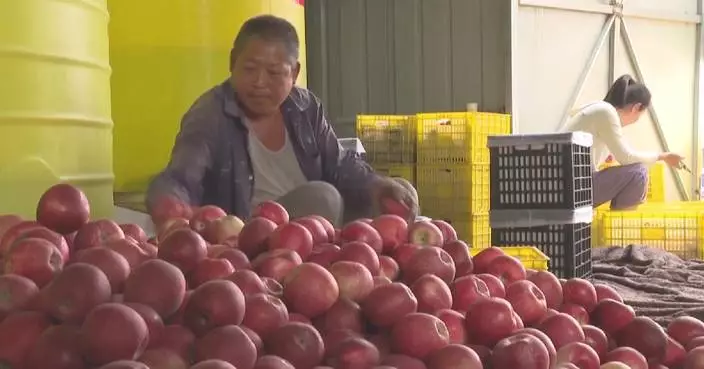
[
  {"xmin": 146, "ymin": 102, "xmax": 219, "ymax": 212},
  {"xmin": 310, "ymin": 97, "xmax": 379, "ymax": 214}
]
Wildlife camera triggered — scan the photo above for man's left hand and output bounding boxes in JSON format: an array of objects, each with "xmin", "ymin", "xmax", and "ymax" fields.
[{"xmin": 371, "ymin": 176, "xmax": 419, "ymax": 222}]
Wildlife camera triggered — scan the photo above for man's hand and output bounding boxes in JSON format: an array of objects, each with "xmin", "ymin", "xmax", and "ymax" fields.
[
  {"xmin": 150, "ymin": 195, "xmax": 193, "ymax": 226},
  {"xmin": 371, "ymin": 176, "xmax": 419, "ymax": 222},
  {"xmin": 659, "ymin": 152, "xmax": 686, "ymax": 168}
]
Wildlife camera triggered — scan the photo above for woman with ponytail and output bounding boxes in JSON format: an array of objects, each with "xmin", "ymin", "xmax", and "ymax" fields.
[{"xmin": 562, "ymin": 74, "xmax": 684, "ymax": 210}]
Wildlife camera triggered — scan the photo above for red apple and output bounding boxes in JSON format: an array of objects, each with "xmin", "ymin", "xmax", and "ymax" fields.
[
  {"xmin": 407, "ymin": 221, "xmax": 444, "ymax": 247},
  {"xmin": 430, "ymin": 220, "xmax": 457, "ymax": 243},
  {"xmin": 560, "ymin": 303, "xmax": 589, "ymax": 325},
  {"xmin": 370, "ymin": 215, "xmax": 408, "ymax": 254},
  {"xmin": 668, "ymin": 316, "xmax": 704, "ymax": 347},
  {"xmin": 4, "ymin": 238, "xmax": 63, "ymax": 287},
  {"xmin": 684, "ymin": 347, "xmax": 704, "ymax": 369},
  {"xmin": 554, "ymin": 342, "xmax": 600, "ymax": 369},
  {"xmin": 465, "ymin": 297, "xmax": 516, "ymax": 347},
  {"xmin": 203, "ymin": 215, "xmax": 245, "ymax": 245},
  {"xmin": 443, "ymin": 240, "xmax": 473, "ymax": 274},
  {"xmin": 4, "ymin": 226, "xmax": 70, "ymax": 264},
  {"xmin": 268, "ymin": 223, "xmax": 314, "ymax": 260},
  {"xmin": 615, "ymin": 317, "xmax": 667, "ymax": 364},
  {"xmin": 158, "ymin": 228, "xmax": 208, "ymax": 274},
  {"xmin": 237, "ymin": 217, "xmax": 278, "ymax": 258},
  {"xmin": 604, "ymin": 347, "xmax": 648, "ymax": 369},
  {"xmin": 156, "ymin": 218, "xmax": 190, "ymax": 243},
  {"xmin": 189, "ymin": 258, "xmax": 235, "ymax": 288},
  {"xmin": 528, "ymin": 270, "xmax": 564, "ymax": 310},
  {"xmin": 451, "ymin": 275, "xmax": 490, "ymax": 312},
  {"xmin": 253, "ymin": 250, "xmax": 302, "ymax": 283},
  {"xmin": 329, "ymin": 261, "xmax": 374, "ymax": 303},
  {"xmin": 184, "ymin": 280, "xmax": 246, "ymax": 336},
  {"xmin": 487, "ymin": 255, "xmax": 526, "ymax": 284},
  {"xmin": 391, "ymin": 243, "xmax": 422, "ymax": 270},
  {"xmin": 0, "ymin": 215, "xmax": 23, "ymax": 242},
  {"xmin": 402, "ymin": 246, "xmax": 456, "ymax": 284},
  {"xmin": 73, "ymin": 247, "xmax": 131, "ymax": 292},
  {"xmin": 73, "ymin": 219, "xmax": 125, "ymax": 251},
  {"xmin": 434, "ymin": 309, "xmax": 467, "ymax": 345},
  {"xmin": 582, "ymin": 325, "xmax": 608, "ymax": 360},
  {"xmin": 283, "ymin": 263, "xmax": 339, "ymax": 318},
  {"xmin": 253, "ymin": 201, "xmax": 289, "ymax": 225},
  {"xmin": 492, "ymin": 333, "xmax": 550, "ymax": 369},
  {"xmin": 211, "ymin": 247, "xmax": 250, "ymax": 270},
  {"xmin": 594, "ymin": 284, "xmax": 622, "ymax": 303},
  {"xmin": 472, "ymin": 247, "xmax": 506, "ymax": 274},
  {"xmin": 105, "ymin": 237, "xmax": 151, "ymax": 269},
  {"xmin": 120, "ymin": 224, "xmax": 148, "ymax": 243},
  {"xmin": 313, "ymin": 298, "xmax": 364, "ymax": 334},
  {"xmin": 0, "ymin": 274, "xmax": 39, "ymax": 321},
  {"xmin": 515, "ymin": 328, "xmax": 557, "ymax": 367},
  {"xmin": 591, "ymin": 299, "xmax": 635, "ymax": 335},
  {"xmin": 36, "ymin": 183, "xmax": 90, "ymax": 235},
  {"xmin": 310, "ymin": 215, "xmax": 335, "ymax": 243},
  {"xmin": 307, "ymin": 244, "xmax": 341, "ymax": 268},
  {"xmin": 190, "ymin": 205, "xmax": 227, "ymax": 234},
  {"xmin": 379, "ymin": 256, "xmax": 399, "ymax": 281},
  {"xmin": 426, "ymin": 344, "xmax": 482, "ymax": 369},
  {"xmin": 505, "ymin": 280, "xmax": 548, "ymax": 325},
  {"xmin": 538, "ymin": 313, "xmax": 585, "ymax": 350},
  {"xmin": 340, "ymin": 221, "xmax": 383, "ymax": 254},
  {"xmin": 390, "ymin": 313, "xmax": 450, "ymax": 360},
  {"xmin": 150, "ymin": 195, "xmax": 193, "ymax": 227},
  {"xmin": 563, "ymin": 278, "xmax": 597, "ymax": 313},
  {"xmin": 0, "ymin": 221, "xmax": 40, "ymax": 256},
  {"xmin": 362, "ymin": 282, "xmax": 418, "ymax": 327},
  {"xmin": 475, "ymin": 274, "xmax": 505, "ymax": 298},
  {"xmin": 292, "ymin": 217, "xmax": 328, "ymax": 246},
  {"xmin": 411, "ymin": 274, "xmax": 452, "ymax": 313},
  {"xmin": 338, "ymin": 241, "xmax": 380, "ymax": 276}
]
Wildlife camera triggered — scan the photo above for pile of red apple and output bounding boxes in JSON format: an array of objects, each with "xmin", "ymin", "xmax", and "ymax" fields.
[{"xmin": 0, "ymin": 183, "xmax": 703, "ymax": 369}]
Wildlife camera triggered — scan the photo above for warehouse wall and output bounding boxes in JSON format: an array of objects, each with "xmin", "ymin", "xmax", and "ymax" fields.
[{"xmin": 305, "ymin": 0, "xmax": 511, "ymax": 137}]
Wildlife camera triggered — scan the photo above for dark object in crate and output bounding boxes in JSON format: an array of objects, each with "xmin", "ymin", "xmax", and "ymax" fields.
[
  {"xmin": 490, "ymin": 208, "xmax": 593, "ymax": 279},
  {"xmin": 488, "ymin": 132, "xmax": 593, "ymax": 210}
]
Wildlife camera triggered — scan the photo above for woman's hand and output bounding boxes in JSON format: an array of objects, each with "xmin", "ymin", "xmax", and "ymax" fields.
[
  {"xmin": 371, "ymin": 176, "xmax": 419, "ymax": 223},
  {"xmin": 659, "ymin": 152, "xmax": 686, "ymax": 168}
]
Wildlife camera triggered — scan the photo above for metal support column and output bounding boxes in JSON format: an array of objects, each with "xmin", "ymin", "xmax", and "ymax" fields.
[
  {"xmin": 694, "ymin": 0, "xmax": 704, "ymax": 198},
  {"xmin": 620, "ymin": 20, "xmax": 690, "ymax": 199}
]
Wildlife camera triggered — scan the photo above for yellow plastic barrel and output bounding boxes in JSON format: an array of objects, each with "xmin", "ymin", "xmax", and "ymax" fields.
[
  {"xmin": 109, "ymin": 0, "xmax": 307, "ymax": 196},
  {"xmin": 0, "ymin": 0, "xmax": 114, "ymax": 219}
]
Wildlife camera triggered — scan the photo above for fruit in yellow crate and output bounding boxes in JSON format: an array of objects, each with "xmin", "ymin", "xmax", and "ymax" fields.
[
  {"xmin": 407, "ymin": 221, "xmax": 444, "ymax": 247},
  {"xmin": 370, "ymin": 214, "xmax": 408, "ymax": 254},
  {"xmin": 329, "ymin": 261, "xmax": 374, "ymax": 303},
  {"xmin": 505, "ymin": 280, "xmax": 548, "ymax": 326},
  {"xmin": 253, "ymin": 201, "xmax": 290, "ymax": 226},
  {"xmin": 554, "ymin": 342, "xmax": 600, "ymax": 369},
  {"xmin": 603, "ymin": 347, "xmax": 648, "ymax": 369},
  {"xmin": 538, "ymin": 313, "xmax": 585, "ymax": 350},
  {"xmin": 36, "ymin": 183, "xmax": 90, "ymax": 235},
  {"xmin": 119, "ymin": 223, "xmax": 148, "ymax": 243},
  {"xmin": 157, "ymin": 228, "xmax": 207, "ymax": 274},
  {"xmin": 4, "ymin": 237, "xmax": 63, "ymax": 288},
  {"xmin": 491, "ymin": 333, "xmax": 550, "ymax": 369},
  {"xmin": 340, "ymin": 221, "xmax": 383, "ymax": 254}
]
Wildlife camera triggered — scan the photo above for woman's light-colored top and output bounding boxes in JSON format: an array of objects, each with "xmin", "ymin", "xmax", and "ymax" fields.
[{"xmin": 561, "ymin": 101, "xmax": 658, "ymax": 168}]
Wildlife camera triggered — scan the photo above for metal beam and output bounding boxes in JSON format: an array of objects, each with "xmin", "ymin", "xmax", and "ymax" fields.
[
  {"xmin": 694, "ymin": 0, "xmax": 704, "ymax": 198},
  {"xmin": 608, "ymin": 17, "xmax": 620, "ymax": 85},
  {"xmin": 510, "ymin": 0, "xmax": 520, "ymax": 132},
  {"xmin": 620, "ymin": 20, "xmax": 690, "ymax": 200},
  {"xmin": 519, "ymin": 0, "xmax": 701, "ymax": 24},
  {"xmin": 557, "ymin": 15, "xmax": 616, "ymax": 131}
]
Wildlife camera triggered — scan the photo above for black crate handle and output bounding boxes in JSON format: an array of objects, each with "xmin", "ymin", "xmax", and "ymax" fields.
[
  {"xmin": 435, "ymin": 119, "xmax": 452, "ymax": 126},
  {"xmin": 513, "ymin": 144, "xmax": 547, "ymax": 151}
]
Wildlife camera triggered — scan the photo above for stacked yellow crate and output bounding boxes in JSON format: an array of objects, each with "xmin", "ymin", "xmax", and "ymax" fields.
[
  {"xmin": 595, "ymin": 201, "xmax": 704, "ymax": 260},
  {"xmin": 355, "ymin": 115, "xmax": 417, "ymax": 185},
  {"xmin": 415, "ymin": 112, "xmax": 511, "ymax": 247}
]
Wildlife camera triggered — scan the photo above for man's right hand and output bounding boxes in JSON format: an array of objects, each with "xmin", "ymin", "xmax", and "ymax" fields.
[{"xmin": 659, "ymin": 152, "xmax": 686, "ymax": 168}]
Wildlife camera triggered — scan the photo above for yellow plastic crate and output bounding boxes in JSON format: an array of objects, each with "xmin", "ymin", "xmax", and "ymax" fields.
[
  {"xmin": 416, "ymin": 164, "xmax": 490, "ymax": 214},
  {"xmin": 371, "ymin": 164, "xmax": 415, "ymax": 185},
  {"xmin": 356, "ymin": 115, "xmax": 416, "ymax": 164},
  {"xmin": 416, "ymin": 112, "xmax": 511, "ymax": 165},
  {"xmin": 470, "ymin": 246, "xmax": 549, "ymax": 271},
  {"xmin": 596, "ymin": 203, "xmax": 704, "ymax": 259},
  {"xmin": 439, "ymin": 212, "xmax": 491, "ymax": 249}
]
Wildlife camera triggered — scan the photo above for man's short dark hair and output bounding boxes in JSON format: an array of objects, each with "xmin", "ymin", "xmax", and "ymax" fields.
[{"xmin": 232, "ymin": 15, "xmax": 300, "ymax": 65}]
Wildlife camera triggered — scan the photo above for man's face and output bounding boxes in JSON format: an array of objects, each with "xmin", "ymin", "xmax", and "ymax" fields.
[{"xmin": 231, "ymin": 37, "xmax": 300, "ymax": 117}]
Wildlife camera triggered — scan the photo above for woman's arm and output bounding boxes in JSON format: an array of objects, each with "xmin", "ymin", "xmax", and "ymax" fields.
[{"xmin": 596, "ymin": 107, "xmax": 659, "ymax": 165}]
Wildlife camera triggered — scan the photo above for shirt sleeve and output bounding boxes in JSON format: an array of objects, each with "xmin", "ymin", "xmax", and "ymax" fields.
[{"xmin": 594, "ymin": 107, "xmax": 659, "ymax": 166}]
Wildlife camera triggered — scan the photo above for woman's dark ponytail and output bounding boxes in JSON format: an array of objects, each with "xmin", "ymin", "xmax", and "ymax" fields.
[{"xmin": 604, "ymin": 74, "xmax": 651, "ymax": 110}]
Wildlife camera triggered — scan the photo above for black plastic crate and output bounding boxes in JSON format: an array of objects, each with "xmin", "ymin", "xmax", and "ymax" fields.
[
  {"xmin": 488, "ymin": 132, "xmax": 593, "ymax": 210},
  {"xmin": 490, "ymin": 208, "xmax": 593, "ymax": 279}
]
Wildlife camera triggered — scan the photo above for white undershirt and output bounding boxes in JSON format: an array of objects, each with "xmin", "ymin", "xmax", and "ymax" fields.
[
  {"xmin": 246, "ymin": 123, "xmax": 308, "ymax": 207},
  {"xmin": 561, "ymin": 101, "xmax": 659, "ymax": 168}
]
